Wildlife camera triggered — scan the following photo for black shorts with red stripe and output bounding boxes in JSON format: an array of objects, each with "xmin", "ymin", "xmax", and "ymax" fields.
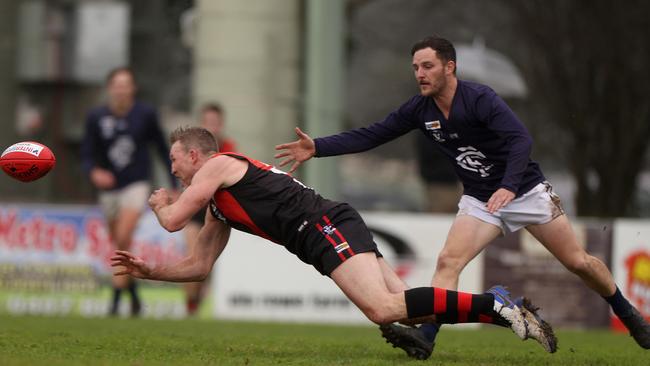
[{"xmin": 302, "ymin": 204, "xmax": 381, "ymax": 276}]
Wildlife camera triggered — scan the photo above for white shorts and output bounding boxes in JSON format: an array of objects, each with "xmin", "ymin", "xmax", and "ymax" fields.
[
  {"xmin": 457, "ymin": 181, "xmax": 565, "ymax": 234},
  {"xmin": 98, "ymin": 181, "xmax": 151, "ymax": 221}
]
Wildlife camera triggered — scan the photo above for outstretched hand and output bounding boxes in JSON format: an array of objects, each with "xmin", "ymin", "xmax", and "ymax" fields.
[
  {"xmin": 274, "ymin": 127, "xmax": 316, "ymax": 173},
  {"xmin": 110, "ymin": 250, "xmax": 152, "ymax": 279}
]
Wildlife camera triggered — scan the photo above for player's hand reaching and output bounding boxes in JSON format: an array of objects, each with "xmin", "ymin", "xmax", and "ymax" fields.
[
  {"xmin": 274, "ymin": 127, "xmax": 316, "ymax": 173},
  {"xmin": 110, "ymin": 250, "xmax": 152, "ymax": 279},
  {"xmin": 486, "ymin": 188, "xmax": 515, "ymax": 213}
]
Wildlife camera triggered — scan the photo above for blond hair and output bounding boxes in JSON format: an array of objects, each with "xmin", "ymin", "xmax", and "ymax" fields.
[{"xmin": 170, "ymin": 126, "xmax": 219, "ymax": 155}]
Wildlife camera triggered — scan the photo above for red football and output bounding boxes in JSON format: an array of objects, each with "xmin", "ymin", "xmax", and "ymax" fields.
[{"xmin": 0, "ymin": 141, "xmax": 56, "ymax": 182}]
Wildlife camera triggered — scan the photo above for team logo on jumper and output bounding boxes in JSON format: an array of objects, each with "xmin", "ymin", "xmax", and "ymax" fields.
[
  {"xmin": 425, "ymin": 120, "xmax": 445, "ymax": 142},
  {"xmin": 108, "ymin": 135, "xmax": 136, "ymax": 170},
  {"xmin": 322, "ymin": 224, "xmax": 336, "ymax": 236},
  {"xmin": 456, "ymin": 146, "xmax": 493, "ymax": 177}
]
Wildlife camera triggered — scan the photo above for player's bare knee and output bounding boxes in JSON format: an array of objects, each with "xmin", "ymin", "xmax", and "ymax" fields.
[
  {"xmin": 565, "ymin": 254, "xmax": 591, "ymax": 276},
  {"xmin": 361, "ymin": 296, "xmax": 399, "ymax": 324},
  {"xmin": 436, "ymin": 252, "xmax": 464, "ymax": 275},
  {"xmin": 363, "ymin": 306, "xmax": 394, "ymax": 325},
  {"xmin": 196, "ymin": 263, "xmax": 212, "ymax": 281}
]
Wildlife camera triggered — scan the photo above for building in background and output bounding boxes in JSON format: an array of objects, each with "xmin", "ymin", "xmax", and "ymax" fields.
[{"xmin": 0, "ymin": 0, "xmax": 648, "ymax": 216}]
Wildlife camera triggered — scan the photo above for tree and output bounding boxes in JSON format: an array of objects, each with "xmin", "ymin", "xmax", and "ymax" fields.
[{"xmin": 503, "ymin": 0, "xmax": 650, "ymax": 216}]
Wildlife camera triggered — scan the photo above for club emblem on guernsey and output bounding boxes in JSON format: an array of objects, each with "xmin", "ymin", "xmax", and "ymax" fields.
[
  {"xmin": 456, "ymin": 146, "xmax": 493, "ymax": 177},
  {"xmin": 322, "ymin": 224, "xmax": 336, "ymax": 236}
]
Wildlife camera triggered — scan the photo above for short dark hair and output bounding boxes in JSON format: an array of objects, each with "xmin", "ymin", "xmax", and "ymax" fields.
[
  {"xmin": 410, "ymin": 36, "xmax": 456, "ymax": 63},
  {"xmin": 170, "ymin": 126, "xmax": 219, "ymax": 155},
  {"xmin": 201, "ymin": 102, "xmax": 224, "ymax": 116},
  {"xmin": 106, "ymin": 66, "xmax": 136, "ymax": 85}
]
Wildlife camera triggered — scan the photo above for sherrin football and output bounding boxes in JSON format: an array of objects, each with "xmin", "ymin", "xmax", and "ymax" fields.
[{"xmin": 0, "ymin": 141, "xmax": 56, "ymax": 182}]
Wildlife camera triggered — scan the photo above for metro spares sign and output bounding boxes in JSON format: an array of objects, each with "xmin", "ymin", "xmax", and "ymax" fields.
[
  {"xmin": 0, "ymin": 204, "xmax": 186, "ymax": 274},
  {"xmin": 626, "ymin": 251, "xmax": 650, "ymax": 316}
]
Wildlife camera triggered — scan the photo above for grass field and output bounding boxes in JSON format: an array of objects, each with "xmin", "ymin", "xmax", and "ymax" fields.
[{"xmin": 0, "ymin": 315, "xmax": 645, "ymax": 365}]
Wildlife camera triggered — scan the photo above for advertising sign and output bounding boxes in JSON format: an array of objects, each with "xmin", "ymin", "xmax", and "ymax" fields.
[
  {"xmin": 212, "ymin": 212, "xmax": 483, "ymax": 324},
  {"xmin": 0, "ymin": 204, "xmax": 187, "ymax": 318}
]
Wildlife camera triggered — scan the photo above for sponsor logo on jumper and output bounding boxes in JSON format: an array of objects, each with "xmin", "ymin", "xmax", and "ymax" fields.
[
  {"xmin": 297, "ymin": 220, "xmax": 309, "ymax": 232},
  {"xmin": 456, "ymin": 146, "xmax": 494, "ymax": 177},
  {"xmin": 432, "ymin": 132, "xmax": 445, "ymax": 142},
  {"xmin": 2, "ymin": 143, "xmax": 44, "ymax": 158},
  {"xmin": 99, "ymin": 116, "xmax": 116, "ymax": 139},
  {"xmin": 424, "ymin": 120, "xmax": 441, "ymax": 130},
  {"xmin": 334, "ymin": 242, "xmax": 350, "ymax": 253},
  {"xmin": 425, "ymin": 121, "xmax": 446, "ymax": 142},
  {"xmin": 209, "ymin": 201, "xmax": 227, "ymax": 223},
  {"xmin": 270, "ymin": 166, "xmax": 312, "ymax": 190}
]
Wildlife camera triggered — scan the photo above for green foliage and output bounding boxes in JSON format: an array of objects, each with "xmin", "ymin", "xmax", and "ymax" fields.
[{"xmin": 0, "ymin": 315, "xmax": 644, "ymax": 365}]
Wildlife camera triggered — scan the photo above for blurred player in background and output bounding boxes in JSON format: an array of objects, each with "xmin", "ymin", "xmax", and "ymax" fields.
[
  {"xmin": 199, "ymin": 103, "xmax": 237, "ymax": 153},
  {"xmin": 184, "ymin": 102, "xmax": 237, "ymax": 315},
  {"xmin": 274, "ymin": 35, "xmax": 650, "ymax": 357},
  {"xmin": 81, "ymin": 67, "xmax": 177, "ymax": 317},
  {"xmin": 111, "ymin": 127, "xmax": 557, "ymax": 355}
]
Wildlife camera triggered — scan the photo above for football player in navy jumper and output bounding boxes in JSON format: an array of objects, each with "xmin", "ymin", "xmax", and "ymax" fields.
[
  {"xmin": 274, "ymin": 36, "xmax": 650, "ymax": 357},
  {"xmin": 110, "ymin": 127, "xmax": 557, "ymax": 356},
  {"xmin": 81, "ymin": 67, "xmax": 177, "ymax": 316}
]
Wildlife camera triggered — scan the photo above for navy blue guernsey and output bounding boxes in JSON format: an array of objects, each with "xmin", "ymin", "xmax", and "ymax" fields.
[
  {"xmin": 209, "ymin": 153, "xmax": 341, "ymax": 262},
  {"xmin": 80, "ymin": 102, "xmax": 176, "ymax": 190},
  {"xmin": 314, "ymin": 80, "xmax": 545, "ymax": 201}
]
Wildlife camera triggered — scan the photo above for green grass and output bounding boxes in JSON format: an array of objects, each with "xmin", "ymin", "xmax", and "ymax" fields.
[{"xmin": 0, "ymin": 315, "xmax": 645, "ymax": 365}]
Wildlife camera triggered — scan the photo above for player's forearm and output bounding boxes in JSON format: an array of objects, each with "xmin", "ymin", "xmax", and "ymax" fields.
[
  {"xmin": 314, "ymin": 116, "xmax": 411, "ymax": 157},
  {"xmin": 315, "ymin": 128, "xmax": 394, "ymax": 157},
  {"xmin": 148, "ymin": 257, "xmax": 210, "ymax": 282},
  {"xmin": 153, "ymin": 204, "xmax": 185, "ymax": 232}
]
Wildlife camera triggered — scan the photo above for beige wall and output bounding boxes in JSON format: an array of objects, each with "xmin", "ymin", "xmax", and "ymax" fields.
[{"xmin": 193, "ymin": 0, "xmax": 301, "ymax": 161}]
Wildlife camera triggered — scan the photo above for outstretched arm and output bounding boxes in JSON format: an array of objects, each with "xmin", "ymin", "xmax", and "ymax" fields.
[
  {"xmin": 111, "ymin": 215, "xmax": 231, "ymax": 282},
  {"xmin": 274, "ymin": 99, "xmax": 419, "ymax": 172}
]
